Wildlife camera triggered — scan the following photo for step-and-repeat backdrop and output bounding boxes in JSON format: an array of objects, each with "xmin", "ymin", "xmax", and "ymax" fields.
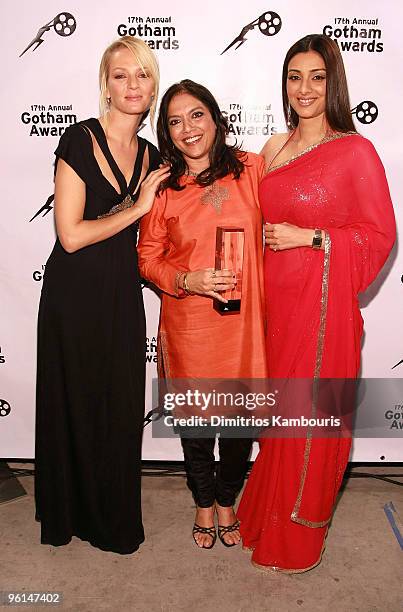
[{"xmin": 1, "ymin": 1, "xmax": 402, "ymax": 460}]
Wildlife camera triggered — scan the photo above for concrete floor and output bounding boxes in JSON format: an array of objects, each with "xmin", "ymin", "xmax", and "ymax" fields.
[{"xmin": 0, "ymin": 465, "xmax": 402, "ymax": 612}]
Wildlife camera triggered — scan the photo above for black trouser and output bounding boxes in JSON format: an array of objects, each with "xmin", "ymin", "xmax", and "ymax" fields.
[{"xmin": 180, "ymin": 435, "xmax": 252, "ymax": 507}]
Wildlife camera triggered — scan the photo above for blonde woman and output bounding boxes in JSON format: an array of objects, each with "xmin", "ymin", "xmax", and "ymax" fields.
[{"xmin": 35, "ymin": 36, "xmax": 169, "ymax": 553}]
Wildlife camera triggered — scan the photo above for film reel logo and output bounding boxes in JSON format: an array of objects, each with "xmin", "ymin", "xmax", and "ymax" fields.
[
  {"xmin": 53, "ymin": 13, "xmax": 76, "ymax": 37},
  {"xmin": 29, "ymin": 194, "xmax": 54, "ymax": 223},
  {"xmin": 351, "ymin": 101, "xmax": 378, "ymax": 125},
  {"xmin": 0, "ymin": 399, "xmax": 11, "ymax": 417},
  {"xmin": 20, "ymin": 12, "xmax": 77, "ymax": 57},
  {"xmin": 221, "ymin": 11, "xmax": 282, "ymax": 54}
]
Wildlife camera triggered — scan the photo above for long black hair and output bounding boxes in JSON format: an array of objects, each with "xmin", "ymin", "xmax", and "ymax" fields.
[
  {"xmin": 282, "ymin": 34, "xmax": 356, "ymax": 133},
  {"xmin": 157, "ymin": 79, "xmax": 245, "ymax": 192}
]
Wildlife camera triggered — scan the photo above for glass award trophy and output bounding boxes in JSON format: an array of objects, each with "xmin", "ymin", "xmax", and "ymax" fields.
[{"xmin": 214, "ymin": 227, "xmax": 244, "ymax": 314}]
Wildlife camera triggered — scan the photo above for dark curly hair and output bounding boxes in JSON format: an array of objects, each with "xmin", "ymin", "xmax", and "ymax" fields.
[{"xmin": 157, "ymin": 79, "xmax": 245, "ymax": 192}]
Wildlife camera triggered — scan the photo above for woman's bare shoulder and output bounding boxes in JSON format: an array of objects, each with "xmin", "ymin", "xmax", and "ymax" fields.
[{"xmin": 259, "ymin": 133, "xmax": 289, "ymax": 158}]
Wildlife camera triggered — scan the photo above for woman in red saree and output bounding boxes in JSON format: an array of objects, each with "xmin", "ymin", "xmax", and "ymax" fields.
[{"xmin": 237, "ymin": 34, "xmax": 396, "ymax": 572}]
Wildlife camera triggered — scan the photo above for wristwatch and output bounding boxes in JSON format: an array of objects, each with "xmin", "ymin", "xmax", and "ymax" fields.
[{"xmin": 312, "ymin": 229, "xmax": 323, "ymax": 250}]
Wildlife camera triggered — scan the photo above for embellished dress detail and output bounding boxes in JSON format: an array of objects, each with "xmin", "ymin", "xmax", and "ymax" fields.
[
  {"xmin": 237, "ymin": 134, "xmax": 396, "ymax": 572},
  {"xmin": 98, "ymin": 193, "xmax": 136, "ymax": 218},
  {"xmin": 200, "ymin": 182, "xmax": 230, "ymax": 213},
  {"xmin": 35, "ymin": 118, "xmax": 161, "ymax": 554}
]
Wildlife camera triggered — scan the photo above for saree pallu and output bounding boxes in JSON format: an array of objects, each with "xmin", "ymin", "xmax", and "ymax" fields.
[{"xmin": 238, "ymin": 134, "xmax": 396, "ymax": 572}]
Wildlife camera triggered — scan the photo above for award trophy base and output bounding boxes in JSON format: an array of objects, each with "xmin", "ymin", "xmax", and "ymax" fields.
[
  {"xmin": 214, "ymin": 227, "xmax": 244, "ymax": 316},
  {"xmin": 214, "ymin": 299, "xmax": 241, "ymax": 314}
]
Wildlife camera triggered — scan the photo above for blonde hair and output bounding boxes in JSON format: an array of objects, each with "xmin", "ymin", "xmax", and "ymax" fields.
[{"xmin": 99, "ymin": 36, "xmax": 160, "ymax": 125}]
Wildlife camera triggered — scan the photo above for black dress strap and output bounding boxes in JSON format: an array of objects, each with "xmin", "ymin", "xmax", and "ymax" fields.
[
  {"xmin": 82, "ymin": 118, "xmax": 127, "ymax": 195},
  {"xmin": 128, "ymin": 137, "xmax": 147, "ymax": 195}
]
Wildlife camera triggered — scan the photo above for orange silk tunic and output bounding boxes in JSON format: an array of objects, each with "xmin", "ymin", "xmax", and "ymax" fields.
[{"xmin": 138, "ymin": 152, "xmax": 267, "ymax": 379}]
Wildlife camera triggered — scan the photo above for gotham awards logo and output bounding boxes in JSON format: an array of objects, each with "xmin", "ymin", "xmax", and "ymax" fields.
[
  {"xmin": 20, "ymin": 12, "xmax": 77, "ymax": 57},
  {"xmin": 33, "ymin": 265, "xmax": 46, "ymax": 282},
  {"xmin": 146, "ymin": 337, "xmax": 157, "ymax": 364},
  {"xmin": 0, "ymin": 399, "xmax": 11, "ymax": 417},
  {"xmin": 30, "ymin": 195, "xmax": 54, "ymax": 222},
  {"xmin": 351, "ymin": 101, "xmax": 378, "ymax": 125},
  {"xmin": 117, "ymin": 15, "xmax": 179, "ymax": 50},
  {"xmin": 322, "ymin": 16, "xmax": 383, "ymax": 52},
  {"xmin": 384, "ymin": 405, "xmax": 403, "ymax": 430},
  {"xmin": 21, "ymin": 106, "xmax": 76, "ymax": 137},
  {"xmin": 221, "ymin": 11, "xmax": 282, "ymax": 54},
  {"xmin": 221, "ymin": 103, "xmax": 277, "ymax": 139}
]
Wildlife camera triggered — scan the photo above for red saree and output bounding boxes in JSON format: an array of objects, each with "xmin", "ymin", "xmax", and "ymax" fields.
[{"xmin": 237, "ymin": 134, "xmax": 396, "ymax": 572}]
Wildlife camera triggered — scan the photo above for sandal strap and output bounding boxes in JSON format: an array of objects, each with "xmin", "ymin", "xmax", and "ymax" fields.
[
  {"xmin": 193, "ymin": 523, "xmax": 216, "ymax": 537},
  {"xmin": 218, "ymin": 520, "xmax": 240, "ymax": 536}
]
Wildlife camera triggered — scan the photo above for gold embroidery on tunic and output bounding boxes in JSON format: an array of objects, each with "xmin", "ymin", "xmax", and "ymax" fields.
[
  {"xmin": 200, "ymin": 183, "xmax": 230, "ymax": 213},
  {"xmin": 157, "ymin": 331, "xmax": 171, "ymax": 379},
  {"xmin": 174, "ymin": 271, "xmax": 183, "ymax": 297}
]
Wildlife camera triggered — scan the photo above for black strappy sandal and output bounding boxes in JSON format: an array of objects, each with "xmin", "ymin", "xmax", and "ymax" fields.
[
  {"xmin": 217, "ymin": 520, "xmax": 240, "ymax": 547},
  {"xmin": 192, "ymin": 523, "xmax": 217, "ymax": 549}
]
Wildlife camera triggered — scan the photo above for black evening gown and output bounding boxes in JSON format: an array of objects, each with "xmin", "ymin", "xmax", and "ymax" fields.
[{"xmin": 35, "ymin": 118, "xmax": 160, "ymax": 554}]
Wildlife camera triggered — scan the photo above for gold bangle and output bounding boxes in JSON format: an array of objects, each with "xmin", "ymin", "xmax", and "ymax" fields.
[
  {"xmin": 175, "ymin": 271, "xmax": 185, "ymax": 296},
  {"xmin": 183, "ymin": 273, "xmax": 191, "ymax": 295}
]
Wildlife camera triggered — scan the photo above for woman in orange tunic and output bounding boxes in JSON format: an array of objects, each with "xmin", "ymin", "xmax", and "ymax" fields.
[{"xmin": 138, "ymin": 80, "xmax": 267, "ymax": 549}]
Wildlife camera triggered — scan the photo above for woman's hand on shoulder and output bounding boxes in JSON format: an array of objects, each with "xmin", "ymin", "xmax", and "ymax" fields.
[
  {"xmin": 55, "ymin": 160, "xmax": 170, "ymax": 254},
  {"xmin": 136, "ymin": 164, "xmax": 171, "ymax": 216}
]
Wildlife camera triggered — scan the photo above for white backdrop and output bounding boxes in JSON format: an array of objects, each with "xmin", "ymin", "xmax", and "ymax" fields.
[{"xmin": 0, "ymin": 0, "xmax": 401, "ymax": 460}]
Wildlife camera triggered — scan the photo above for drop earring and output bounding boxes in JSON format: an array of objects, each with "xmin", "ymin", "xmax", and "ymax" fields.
[{"xmin": 287, "ymin": 103, "xmax": 292, "ymax": 129}]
